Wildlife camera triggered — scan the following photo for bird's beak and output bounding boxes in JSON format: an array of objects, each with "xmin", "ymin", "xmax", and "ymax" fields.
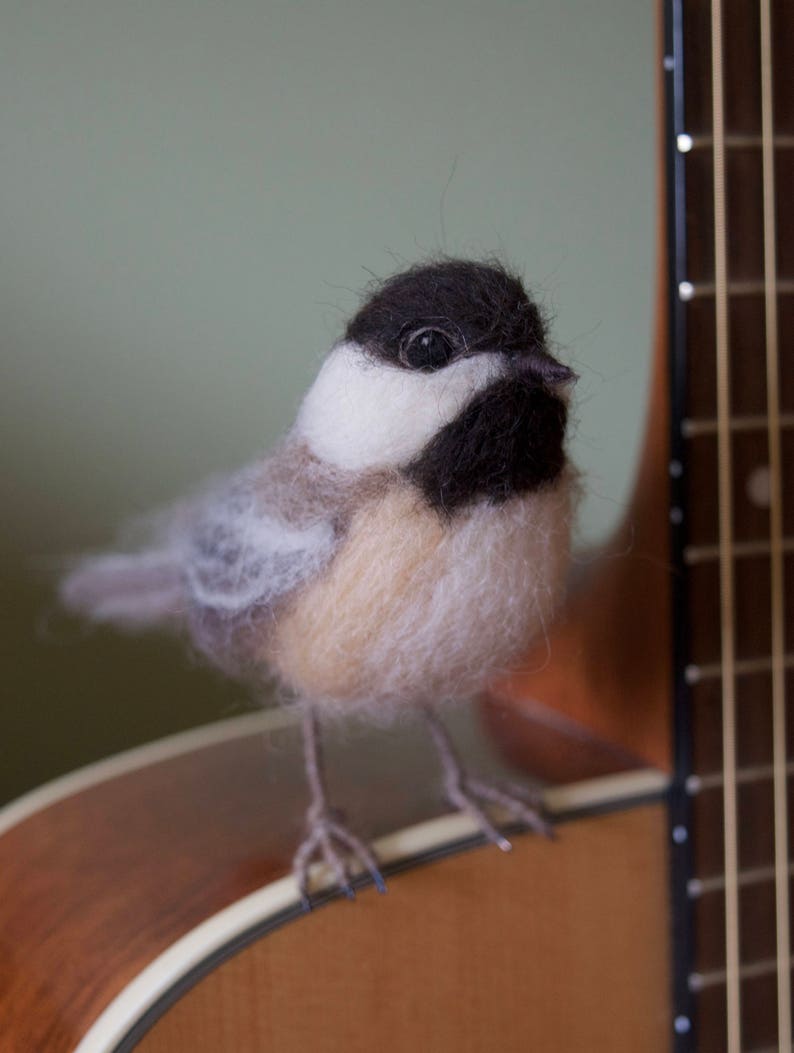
[{"xmin": 513, "ymin": 348, "xmax": 577, "ymax": 387}]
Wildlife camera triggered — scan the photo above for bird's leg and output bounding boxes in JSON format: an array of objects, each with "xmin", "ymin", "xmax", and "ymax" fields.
[
  {"xmin": 293, "ymin": 708, "xmax": 387, "ymax": 910},
  {"xmin": 422, "ymin": 706, "xmax": 554, "ymax": 851}
]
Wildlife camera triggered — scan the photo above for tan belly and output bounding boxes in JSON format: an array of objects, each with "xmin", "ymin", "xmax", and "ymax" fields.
[{"xmin": 264, "ymin": 479, "xmax": 572, "ymax": 717}]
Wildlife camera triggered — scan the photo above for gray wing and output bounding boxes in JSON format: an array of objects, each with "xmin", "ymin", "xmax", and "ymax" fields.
[
  {"xmin": 183, "ymin": 460, "xmax": 338, "ymax": 617},
  {"xmin": 60, "ymin": 443, "xmax": 346, "ymax": 649},
  {"xmin": 181, "ymin": 450, "xmax": 346, "ymax": 667}
]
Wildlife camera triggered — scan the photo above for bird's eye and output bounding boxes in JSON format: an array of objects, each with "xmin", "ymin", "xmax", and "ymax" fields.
[{"xmin": 399, "ymin": 328, "xmax": 456, "ymax": 372}]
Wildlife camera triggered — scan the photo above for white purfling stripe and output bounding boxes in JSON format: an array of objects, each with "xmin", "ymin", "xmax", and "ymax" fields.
[
  {"xmin": 71, "ymin": 767, "xmax": 668, "ymax": 1053},
  {"xmin": 0, "ymin": 709, "xmax": 301, "ymax": 839},
  {"xmin": 542, "ymin": 769, "xmax": 669, "ymax": 814}
]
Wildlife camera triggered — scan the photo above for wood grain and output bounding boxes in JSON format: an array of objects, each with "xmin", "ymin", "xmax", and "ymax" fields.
[
  {"xmin": 136, "ymin": 805, "xmax": 670, "ymax": 1053},
  {"xmin": 0, "ymin": 733, "xmax": 290, "ymax": 1053},
  {"xmin": 3, "ymin": 708, "xmax": 654, "ymax": 1052}
]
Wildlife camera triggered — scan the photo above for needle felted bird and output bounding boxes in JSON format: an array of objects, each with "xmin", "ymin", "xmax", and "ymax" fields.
[{"xmin": 61, "ymin": 258, "xmax": 577, "ymax": 906}]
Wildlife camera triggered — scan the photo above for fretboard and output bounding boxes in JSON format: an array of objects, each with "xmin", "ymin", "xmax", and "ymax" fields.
[{"xmin": 668, "ymin": 0, "xmax": 793, "ymax": 1050}]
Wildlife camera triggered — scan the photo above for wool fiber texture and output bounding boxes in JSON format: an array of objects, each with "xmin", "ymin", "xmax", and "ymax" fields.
[
  {"xmin": 345, "ymin": 258, "xmax": 572, "ymax": 387},
  {"xmin": 60, "ymin": 258, "xmax": 577, "ymax": 720},
  {"xmin": 406, "ymin": 375, "xmax": 568, "ymax": 515},
  {"xmin": 265, "ymin": 473, "xmax": 574, "ymax": 720},
  {"xmin": 295, "ymin": 341, "xmax": 503, "ymax": 473},
  {"xmin": 61, "ymin": 442, "xmax": 381, "ymax": 672}
]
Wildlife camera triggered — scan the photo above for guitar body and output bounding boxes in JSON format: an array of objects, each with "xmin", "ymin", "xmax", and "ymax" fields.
[
  {"xmin": 138, "ymin": 810, "xmax": 667, "ymax": 1053},
  {"xmin": 0, "ymin": 711, "xmax": 670, "ymax": 1053}
]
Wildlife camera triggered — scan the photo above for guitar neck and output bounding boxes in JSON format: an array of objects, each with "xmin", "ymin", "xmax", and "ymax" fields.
[{"xmin": 668, "ymin": 0, "xmax": 794, "ymax": 1049}]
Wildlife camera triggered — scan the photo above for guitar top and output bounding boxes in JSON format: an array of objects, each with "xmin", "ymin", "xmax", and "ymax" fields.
[{"xmin": 0, "ymin": 707, "xmax": 668, "ymax": 1053}]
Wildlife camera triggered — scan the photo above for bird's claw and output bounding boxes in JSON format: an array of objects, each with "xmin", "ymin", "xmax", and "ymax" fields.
[
  {"xmin": 445, "ymin": 774, "xmax": 554, "ymax": 848},
  {"xmin": 293, "ymin": 810, "xmax": 387, "ymax": 911}
]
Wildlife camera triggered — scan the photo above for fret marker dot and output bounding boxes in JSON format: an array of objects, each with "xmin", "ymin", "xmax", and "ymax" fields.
[
  {"xmin": 746, "ymin": 465, "xmax": 771, "ymax": 508},
  {"xmin": 674, "ymin": 1016, "xmax": 692, "ymax": 1035},
  {"xmin": 663, "ymin": 55, "xmax": 675, "ymax": 71},
  {"xmin": 672, "ymin": 825, "xmax": 688, "ymax": 844},
  {"xmin": 678, "ymin": 281, "xmax": 695, "ymax": 301},
  {"xmin": 677, "ymin": 133, "xmax": 694, "ymax": 153},
  {"xmin": 670, "ymin": 507, "xmax": 684, "ymax": 525},
  {"xmin": 669, "ymin": 460, "xmax": 683, "ymax": 478}
]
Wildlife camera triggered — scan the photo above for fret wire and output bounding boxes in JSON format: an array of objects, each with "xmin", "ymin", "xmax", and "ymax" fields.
[
  {"xmin": 685, "ymin": 652, "xmax": 794, "ymax": 684},
  {"xmin": 688, "ymin": 759, "xmax": 794, "ymax": 793},
  {"xmin": 710, "ymin": 0, "xmax": 742, "ymax": 1047},
  {"xmin": 759, "ymin": 0, "xmax": 791, "ymax": 1045},
  {"xmin": 690, "ymin": 953, "xmax": 794, "ymax": 992},
  {"xmin": 679, "ymin": 277, "xmax": 794, "ymax": 299},
  {"xmin": 684, "ymin": 537, "xmax": 794, "ymax": 565},
  {"xmin": 688, "ymin": 862, "xmax": 794, "ymax": 899},
  {"xmin": 683, "ymin": 132, "xmax": 794, "ymax": 149},
  {"xmin": 682, "ymin": 413, "xmax": 794, "ymax": 438}
]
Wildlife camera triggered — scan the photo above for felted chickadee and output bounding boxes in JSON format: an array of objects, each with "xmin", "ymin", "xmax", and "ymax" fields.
[{"xmin": 61, "ymin": 259, "xmax": 576, "ymax": 905}]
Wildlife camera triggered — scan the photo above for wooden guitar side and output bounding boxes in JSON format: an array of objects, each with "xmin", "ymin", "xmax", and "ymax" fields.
[{"xmin": 0, "ymin": 713, "xmax": 670, "ymax": 1053}]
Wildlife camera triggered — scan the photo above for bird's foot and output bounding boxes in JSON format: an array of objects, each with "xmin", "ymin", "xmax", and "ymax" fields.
[
  {"xmin": 444, "ymin": 774, "xmax": 554, "ymax": 852},
  {"xmin": 293, "ymin": 805, "xmax": 387, "ymax": 911}
]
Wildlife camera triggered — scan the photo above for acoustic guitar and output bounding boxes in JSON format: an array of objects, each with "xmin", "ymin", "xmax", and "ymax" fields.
[{"xmin": 0, "ymin": 1, "xmax": 789, "ymax": 1049}]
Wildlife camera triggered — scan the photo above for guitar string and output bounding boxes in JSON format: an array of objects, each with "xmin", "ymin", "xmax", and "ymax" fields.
[
  {"xmin": 710, "ymin": 0, "xmax": 742, "ymax": 1049},
  {"xmin": 759, "ymin": 0, "xmax": 791, "ymax": 1046}
]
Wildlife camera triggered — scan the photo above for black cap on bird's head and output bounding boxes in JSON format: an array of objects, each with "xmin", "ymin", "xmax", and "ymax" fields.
[
  {"xmin": 342, "ymin": 259, "xmax": 577, "ymax": 515},
  {"xmin": 345, "ymin": 258, "xmax": 576, "ymax": 388}
]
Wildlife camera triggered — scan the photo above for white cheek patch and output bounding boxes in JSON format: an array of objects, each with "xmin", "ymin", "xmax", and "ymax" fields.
[{"xmin": 296, "ymin": 341, "xmax": 504, "ymax": 470}]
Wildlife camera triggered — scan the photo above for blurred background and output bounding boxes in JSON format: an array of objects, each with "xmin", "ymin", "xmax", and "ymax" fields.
[{"xmin": 0, "ymin": 0, "xmax": 655, "ymax": 804}]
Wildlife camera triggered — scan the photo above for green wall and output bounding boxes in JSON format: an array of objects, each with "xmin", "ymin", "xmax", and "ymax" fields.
[{"xmin": 0, "ymin": 0, "xmax": 655, "ymax": 803}]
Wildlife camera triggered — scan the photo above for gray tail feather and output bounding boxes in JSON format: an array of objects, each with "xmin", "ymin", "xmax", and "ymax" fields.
[{"xmin": 60, "ymin": 550, "xmax": 185, "ymax": 629}]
